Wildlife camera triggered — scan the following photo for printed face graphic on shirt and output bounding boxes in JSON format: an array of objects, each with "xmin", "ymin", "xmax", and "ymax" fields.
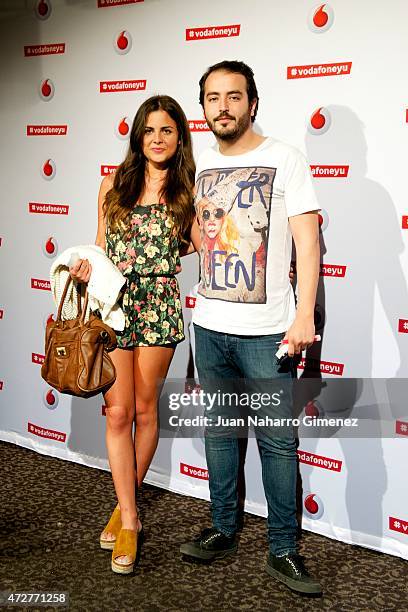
[{"xmin": 195, "ymin": 166, "xmax": 276, "ymax": 303}]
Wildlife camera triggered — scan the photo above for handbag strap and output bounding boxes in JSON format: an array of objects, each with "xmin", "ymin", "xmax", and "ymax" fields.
[
  {"xmin": 79, "ymin": 290, "xmax": 89, "ymax": 324},
  {"xmin": 57, "ymin": 276, "xmax": 89, "ymax": 323}
]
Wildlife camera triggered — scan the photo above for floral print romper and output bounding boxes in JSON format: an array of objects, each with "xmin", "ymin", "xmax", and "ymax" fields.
[{"xmin": 105, "ymin": 204, "xmax": 184, "ymax": 348}]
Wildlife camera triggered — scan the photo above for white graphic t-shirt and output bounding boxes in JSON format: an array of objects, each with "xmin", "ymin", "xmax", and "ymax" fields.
[{"xmin": 192, "ymin": 136, "xmax": 319, "ymax": 335}]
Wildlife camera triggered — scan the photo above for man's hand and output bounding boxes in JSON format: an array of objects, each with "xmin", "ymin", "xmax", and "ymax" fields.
[
  {"xmin": 284, "ymin": 314, "xmax": 315, "ymax": 357},
  {"xmin": 69, "ymin": 259, "xmax": 92, "ymax": 283}
]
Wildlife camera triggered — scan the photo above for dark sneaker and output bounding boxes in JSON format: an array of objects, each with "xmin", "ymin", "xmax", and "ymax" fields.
[
  {"xmin": 180, "ymin": 527, "xmax": 237, "ymax": 561},
  {"xmin": 266, "ymin": 553, "xmax": 322, "ymax": 595}
]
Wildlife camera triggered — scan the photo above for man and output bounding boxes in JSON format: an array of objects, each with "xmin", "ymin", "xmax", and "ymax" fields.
[{"xmin": 180, "ymin": 60, "xmax": 321, "ymax": 595}]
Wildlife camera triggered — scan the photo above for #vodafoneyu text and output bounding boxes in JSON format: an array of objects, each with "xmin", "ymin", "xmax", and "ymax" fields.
[
  {"xmin": 287, "ymin": 62, "xmax": 352, "ymax": 79},
  {"xmin": 24, "ymin": 43, "xmax": 65, "ymax": 56}
]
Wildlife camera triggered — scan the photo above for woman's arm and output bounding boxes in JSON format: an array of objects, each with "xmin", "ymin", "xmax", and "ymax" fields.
[
  {"xmin": 70, "ymin": 175, "xmax": 113, "ymax": 282},
  {"xmin": 95, "ymin": 175, "xmax": 113, "ymax": 249}
]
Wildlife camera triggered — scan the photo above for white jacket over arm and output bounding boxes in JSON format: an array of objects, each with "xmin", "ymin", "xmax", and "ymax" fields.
[{"xmin": 50, "ymin": 245, "xmax": 126, "ymax": 331}]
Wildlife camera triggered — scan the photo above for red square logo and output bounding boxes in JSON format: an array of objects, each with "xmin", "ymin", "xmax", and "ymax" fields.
[
  {"xmin": 185, "ymin": 296, "xmax": 196, "ymax": 308},
  {"xmin": 396, "ymin": 420, "xmax": 408, "ymax": 436},
  {"xmin": 398, "ymin": 319, "xmax": 408, "ymax": 333}
]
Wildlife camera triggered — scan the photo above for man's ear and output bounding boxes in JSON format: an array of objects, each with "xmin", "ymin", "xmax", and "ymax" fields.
[{"xmin": 250, "ymin": 99, "xmax": 257, "ymax": 118}]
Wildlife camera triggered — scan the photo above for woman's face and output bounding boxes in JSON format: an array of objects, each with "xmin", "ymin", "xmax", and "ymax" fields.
[
  {"xmin": 200, "ymin": 199, "xmax": 225, "ymax": 239},
  {"xmin": 142, "ymin": 110, "xmax": 179, "ymax": 168}
]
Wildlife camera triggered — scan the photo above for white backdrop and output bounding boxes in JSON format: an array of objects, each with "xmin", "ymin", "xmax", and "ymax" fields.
[{"xmin": 0, "ymin": 0, "xmax": 407, "ymax": 560}]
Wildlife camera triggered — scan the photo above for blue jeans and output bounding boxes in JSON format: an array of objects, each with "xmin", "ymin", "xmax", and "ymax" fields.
[{"xmin": 194, "ymin": 324, "xmax": 298, "ymax": 556}]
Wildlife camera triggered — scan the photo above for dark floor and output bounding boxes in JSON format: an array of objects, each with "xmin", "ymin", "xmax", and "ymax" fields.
[{"xmin": 0, "ymin": 441, "xmax": 407, "ymax": 611}]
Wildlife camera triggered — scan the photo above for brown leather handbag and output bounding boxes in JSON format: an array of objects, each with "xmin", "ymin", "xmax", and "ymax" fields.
[{"xmin": 41, "ymin": 276, "xmax": 117, "ymax": 397}]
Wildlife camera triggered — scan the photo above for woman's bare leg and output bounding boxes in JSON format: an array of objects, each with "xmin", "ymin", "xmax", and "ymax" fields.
[
  {"xmin": 102, "ymin": 348, "xmax": 137, "ymax": 558},
  {"xmin": 133, "ymin": 346, "xmax": 175, "ymax": 485},
  {"xmin": 102, "ymin": 345, "xmax": 174, "ymax": 565}
]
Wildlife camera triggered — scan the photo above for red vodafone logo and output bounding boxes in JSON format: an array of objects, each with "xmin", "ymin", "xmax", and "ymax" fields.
[
  {"xmin": 0, "ymin": 381, "xmax": 3, "ymax": 391},
  {"xmin": 287, "ymin": 62, "xmax": 351, "ymax": 80},
  {"xmin": 115, "ymin": 117, "xmax": 131, "ymax": 140},
  {"xmin": 188, "ymin": 120, "xmax": 210, "ymax": 132},
  {"xmin": 32, "ymin": 353, "xmax": 45, "ymax": 365},
  {"xmin": 298, "ymin": 450, "xmax": 342, "ymax": 472},
  {"xmin": 186, "ymin": 24, "xmax": 240, "ymax": 41},
  {"xmin": 98, "ymin": 0, "xmax": 144, "ymax": 6},
  {"xmin": 42, "ymin": 237, "xmax": 58, "ymax": 258},
  {"xmin": 41, "ymin": 159, "xmax": 56, "ymax": 180},
  {"xmin": 24, "ymin": 43, "xmax": 65, "ymax": 57},
  {"xmin": 114, "ymin": 30, "xmax": 132, "ymax": 54},
  {"xmin": 184, "ymin": 381, "xmax": 201, "ymax": 394},
  {"xmin": 185, "ymin": 296, "xmax": 196, "ymax": 308},
  {"xmin": 398, "ymin": 319, "xmax": 408, "ymax": 333},
  {"xmin": 402, "ymin": 216, "xmax": 408, "ymax": 229},
  {"xmin": 303, "ymin": 492, "xmax": 324, "ymax": 519},
  {"xmin": 320, "ymin": 264, "xmax": 346, "ymax": 278},
  {"xmin": 311, "ymin": 165, "xmax": 349, "ymax": 178},
  {"xmin": 28, "ymin": 422, "xmax": 66, "ymax": 442},
  {"xmin": 35, "ymin": 0, "xmax": 52, "ymax": 20},
  {"xmin": 101, "ymin": 165, "xmax": 118, "ymax": 176},
  {"xmin": 308, "ymin": 4, "xmax": 334, "ymax": 33},
  {"xmin": 298, "ymin": 358, "xmax": 344, "ymax": 376},
  {"xmin": 389, "ymin": 517, "xmax": 408, "ymax": 535},
  {"xmin": 43, "ymin": 388, "xmax": 59, "ymax": 410},
  {"xmin": 31, "ymin": 278, "xmax": 51, "ymax": 291},
  {"xmin": 39, "ymin": 78, "xmax": 55, "ymax": 101},
  {"xmin": 304, "ymin": 400, "xmax": 324, "ymax": 418},
  {"xmin": 318, "ymin": 208, "xmax": 329, "ymax": 231},
  {"xmin": 0, "ymin": 309, "xmax": 4, "ymax": 320},
  {"xmin": 308, "ymin": 107, "xmax": 331, "ymax": 135},
  {"xmin": 99, "ymin": 79, "xmax": 146, "ymax": 93},
  {"xmin": 180, "ymin": 462, "xmax": 208, "ymax": 480},
  {"xmin": 27, "ymin": 125, "xmax": 67, "ymax": 136},
  {"xmin": 29, "ymin": 202, "xmax": 69, "ymax": 215},
  {"xmin": 395, "ymin": 420, "xmax": 408, "ymax": 436}
]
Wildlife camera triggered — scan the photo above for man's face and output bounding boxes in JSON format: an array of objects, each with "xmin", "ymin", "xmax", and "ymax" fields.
[{"xmin": 202, "ymin": 70, "xmax": 255, "ymax": 142}]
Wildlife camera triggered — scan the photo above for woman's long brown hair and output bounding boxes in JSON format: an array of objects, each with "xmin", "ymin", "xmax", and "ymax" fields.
[{"xmin": 103, "ymin": 95, "xmax": 195, "ymax": 244}]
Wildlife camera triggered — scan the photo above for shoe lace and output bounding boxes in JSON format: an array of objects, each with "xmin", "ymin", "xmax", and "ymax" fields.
[
  {"xmin": 202, "ymin": 529, "xmax": 223, "ymax": 545},
  {"xmin": 286, "ymin": 554, "xmax": 308, "ymax": 577}
]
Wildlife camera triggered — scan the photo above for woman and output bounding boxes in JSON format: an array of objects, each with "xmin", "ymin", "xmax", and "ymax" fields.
[{"xmin": 70, "ymin": 95, "xmax": 199, "ymax": 574}]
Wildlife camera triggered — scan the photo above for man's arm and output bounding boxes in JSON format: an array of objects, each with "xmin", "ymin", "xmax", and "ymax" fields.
[{"xmin": 286, "ymin": 211, "xmax": 320, "ymax": 356}]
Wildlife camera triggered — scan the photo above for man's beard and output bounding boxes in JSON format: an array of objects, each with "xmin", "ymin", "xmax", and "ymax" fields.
[{"xmin": 206, "ymin": 112, "xmax": 251, "ymax": 142}]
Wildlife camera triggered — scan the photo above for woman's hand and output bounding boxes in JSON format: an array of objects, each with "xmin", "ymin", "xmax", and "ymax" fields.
[
  {"xmin": 289, "ymin": 260, "xmax": 296, "ymax": 283},
  {"xmin": 69, "ymin": 259, "xmax": 92, "ymax": 283}
]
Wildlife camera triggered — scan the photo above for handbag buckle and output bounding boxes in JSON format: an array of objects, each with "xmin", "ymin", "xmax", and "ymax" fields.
[
  {"xmin": 56, "ymin": 346, "xmax": 67, "ymax": 356},
  {"xmin": 100, "ymin": 330, "xmax": 109, "ymax": 343}
]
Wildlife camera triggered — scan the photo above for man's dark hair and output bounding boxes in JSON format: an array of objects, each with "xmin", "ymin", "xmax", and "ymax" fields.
[{"xmin": 199, "ymin": 60, "xmax": 259, "ymax": 122}]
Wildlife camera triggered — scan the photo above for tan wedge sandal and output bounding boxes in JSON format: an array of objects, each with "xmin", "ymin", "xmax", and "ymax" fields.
[
  {"xmin": 100, "ymin": 505, "xmax": 122, "ymax": 550},
  {"xmin": 111, "ymin": 528, "xmax": 137, "ymax": 575}
]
